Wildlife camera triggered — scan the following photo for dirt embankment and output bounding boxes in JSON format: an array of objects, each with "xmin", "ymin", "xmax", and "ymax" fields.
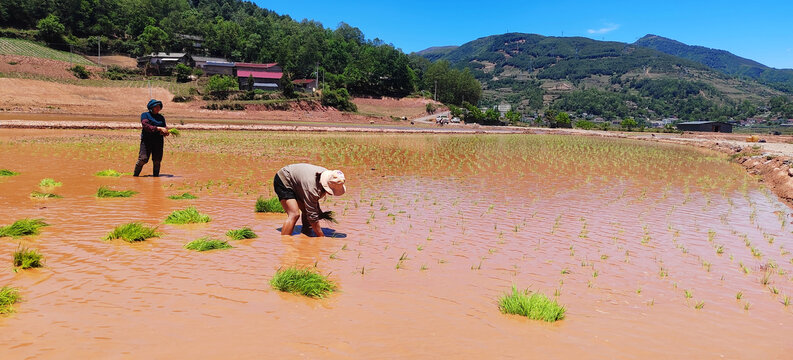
[
  {"xmin": 709, "ymin": 142, "xmax": 793, "ymax": 207},
  {"xmin": 0, "ymin": 54, "xmax": 104, "ymax": 80}
]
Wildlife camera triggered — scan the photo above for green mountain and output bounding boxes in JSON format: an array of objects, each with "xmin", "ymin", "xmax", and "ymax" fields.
[
  {"xmin": 634, "ymin": 34, "xmax": 793, "ymax": 93},
  {"xmin": 417, "ymin": 32, "xmax": 788, "ymax": 122}
]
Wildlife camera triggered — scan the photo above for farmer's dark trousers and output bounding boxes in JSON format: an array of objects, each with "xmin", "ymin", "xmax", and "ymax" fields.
[{"xmin": 134, "ymin": 137, "xmax": 164, "ymax": 177}]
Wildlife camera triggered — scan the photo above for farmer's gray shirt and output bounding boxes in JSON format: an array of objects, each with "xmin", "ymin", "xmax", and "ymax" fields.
[{"xmin": 277, "ymin": 163, "xmax": 327, "ymax": 222}]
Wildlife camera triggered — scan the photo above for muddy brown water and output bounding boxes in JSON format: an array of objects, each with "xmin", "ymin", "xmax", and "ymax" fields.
[{"xmin": 0, "ymin": 129, "xmax": 791, "ymax": 358}]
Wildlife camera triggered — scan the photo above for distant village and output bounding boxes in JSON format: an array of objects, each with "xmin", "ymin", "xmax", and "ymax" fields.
[{"xmin": 136, "ymin": 35, "xmax": 317, "ymax": 93}]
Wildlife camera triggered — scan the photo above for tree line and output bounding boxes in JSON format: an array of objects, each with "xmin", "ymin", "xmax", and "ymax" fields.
[{"xmin": 0, "ymin": 0, "xmax": 480, "ymax": 102}]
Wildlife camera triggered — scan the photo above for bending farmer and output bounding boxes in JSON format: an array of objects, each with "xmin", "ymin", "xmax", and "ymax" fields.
[
  {"xmin": 134, "ymin": 99, "xmax": 169, "ymax": 177},
  {"xmin": 274, "ymin": 164, "xmax": 346, "ymax": 237}
]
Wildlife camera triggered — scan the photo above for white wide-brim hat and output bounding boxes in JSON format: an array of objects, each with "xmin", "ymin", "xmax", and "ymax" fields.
[{"xmin": 320, "ymin": 169, "xmax": 346, "ymax": 196}]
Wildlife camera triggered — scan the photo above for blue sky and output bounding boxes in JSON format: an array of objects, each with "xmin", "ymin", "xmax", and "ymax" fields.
[{"xmin": 258, "ymin": 0, "xmax": 793, "ymax": 69}]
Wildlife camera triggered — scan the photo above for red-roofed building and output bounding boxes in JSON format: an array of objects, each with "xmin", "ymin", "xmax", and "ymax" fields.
[
  {"xmin": 236, "ymin": 62, "xmax": 283, "ymax": 90},
  {"xmin": 292, "ymin": 79, "xmax": 318, "ymax": 92}
]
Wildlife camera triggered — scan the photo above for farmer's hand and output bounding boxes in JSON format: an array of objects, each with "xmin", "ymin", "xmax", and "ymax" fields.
[{"xmin": 160, "ymin": 127, "xmax": 170, "ymax": 136}]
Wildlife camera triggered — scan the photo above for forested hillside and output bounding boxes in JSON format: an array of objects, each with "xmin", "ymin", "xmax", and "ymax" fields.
[
  {"xmin": 418, "ymin": 33, "xmax": 793, "ymax": 122},
  {"xmin": 0, "ymin": 0, "xmax": 480, "ymax": 102}
]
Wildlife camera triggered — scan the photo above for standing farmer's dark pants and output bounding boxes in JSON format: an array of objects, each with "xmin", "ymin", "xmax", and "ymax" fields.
[{"xmin": 133, "ymin": 137, "xmax": 164, "ymax": 177}]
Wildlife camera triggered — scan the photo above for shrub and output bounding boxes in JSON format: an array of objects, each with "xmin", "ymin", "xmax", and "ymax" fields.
[
  {"xmin": 426, "ymin": 103, "xmax": 437, "ymax": 114},
  {"xmin": 96, "ymin": 186, "xmax": 137, "ymax": 198},
  {"xmin": 174, "ymin": 63, "xmax": 192, "ymax": 83},
  {"xmin": 13, "ymin": 245, "xmax": 43, "ymax": 269},
  {"xmin": 104, "ymin": 222, "xmax": 160, "ymax": 242},
  {"xmin": 69, "ymin": 64, "xmax": 91, "ymax": 79},
  {"xmin": 575, "ymin": 120, "xmax": 596, "ymax": 130},
  {"xmin": 226, "ymin": 227, "xmax": 257, "ymax": 240},
  {"xmin": 255, "ymin": 196, "xmax": 284, "ymax": 213},
  {"xmin": 172, "ymin": 95, "xmax": 193, "ymax": 102},
  {"xmin": 164, "ymin": 207, "xmax": 211, "ymax": 224},
  {"xmin": 498, "ymin": 286, "xmax": 565, "ymax": 322},
  {"xmin": 270, "ymin": 267, "xmax": 336, "ymax": 298},
  {"xmin": 0, "ymin": 286, "xmax": 20, "ymax": 314},
  {"xmin": 321, "ymin": 88, "xmax": 357, "ymax": 112},
  {"xmin": 184, "ymin": 237, "xmax": 232, "ymax": 251},
  {"xmin": 0, "ymin": 219, "xmax": 49, "ymax": 238}
]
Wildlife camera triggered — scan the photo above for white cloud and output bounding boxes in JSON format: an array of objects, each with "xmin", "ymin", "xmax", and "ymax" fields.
[{"xmin": 587, "ymin": 23, "xmax": 620, "ymax": 35}]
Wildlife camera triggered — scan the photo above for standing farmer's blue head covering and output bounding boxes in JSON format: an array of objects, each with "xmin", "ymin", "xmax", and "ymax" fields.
[{"xmin": 147, "ymin": 99, "xmax": 163, "ymax": 111}]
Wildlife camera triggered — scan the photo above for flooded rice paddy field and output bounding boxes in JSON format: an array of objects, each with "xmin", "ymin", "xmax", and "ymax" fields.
[{"xmin": 0, "ymin": 129, "xmax": 792, "ymax": 358}]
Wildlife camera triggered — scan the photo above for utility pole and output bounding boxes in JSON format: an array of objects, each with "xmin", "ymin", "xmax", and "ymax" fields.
[{"xmin": 97, "ymin": 37, "xmax": 101, "ymax": 65}]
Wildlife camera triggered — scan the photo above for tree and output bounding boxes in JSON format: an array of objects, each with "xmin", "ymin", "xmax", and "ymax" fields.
[
  {"xmin": 174, "ymin": 63, "xmax": 192, "ymax": 83},
  {"xmin": 205, "ymin": 75, "xmax": 238, "ymax": 99},
  {"xmin": 37, "ymin": 14, "xmax": 65, "ymax": 44},
  {"xmin": 137, "ymin": 25, "xmax": 168, "ymax": 55},
  {"xmin": 426, "ymin": 103, "xmax": 437, "ymax": 114},
  {"xmin": 280, "ymin": 72, "xmax": 296, "ymax": 98},
  {"xmin": 504, "ymin": 110, "xmax": 521, "ymax": 125},
  {"xmin": 322, "ymin": 88, "xmax": 357, "ymax": 112},
  {"xmin": 553, "ymin": 112, "xmax": 572, "ymax": 128},
  {"xmin": 621, "ymin": 117, "xmax": 638, "ymax": 131}
]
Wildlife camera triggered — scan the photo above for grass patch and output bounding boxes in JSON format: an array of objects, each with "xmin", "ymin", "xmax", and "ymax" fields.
[
  {"xmin": 270, "ymin": 267, "xmax": 336, "ymax": 298},
  {"xmin": 498, "ymin": 286, "xmax": 566, "ymax": 322},
  {"xmin": 184, "ymin": 237, "xmax": 232, "ymax": 251},
  {"xmin": 13, "ymin": 245, "xmax": 43, "ymax": 269},
  {"xmin": 0, "ymin": 219, "xmax": 49, "ymax": 237},
  {"xmin": 226, "ymin": 227, "xmax": 257, "ymax": 240},
  {"xmin": 95, "ymin": 169, "xmax": 122, "ymax": 177},
  {"xmin": 164, "ymin": 207, "xmax": 211, "ymax": 224},
  {"xmin": 103, "ymin": 222, "xmax": 160, "ymax": 242},
  {"xmin": 168, "ymin": 192, "xmax": 198, "ymax": 200},
  {"xmin": 38, "ymin": 178, "xmax": 62, "ymax": 188},
  {"xmin": 0, "ymin": 169, "xmax": 18, "ymax": 176},
  {"xmin": 30, "ymin": 191, "xmax": 62, "ymax": 199},
  {"xmin": 255, "ymin": 196, "xmax": 284, "ymax": 213},
  {"xmin": 0, "ymin": 286, "xmax": 20, "ymax": 314},
  {"xmin": 96, "ymin": 186, "xmax": 137, "ymax": 198}
]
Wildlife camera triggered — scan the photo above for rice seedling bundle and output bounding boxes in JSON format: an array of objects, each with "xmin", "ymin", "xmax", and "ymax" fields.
[
  {"xmin": 0, "ymin": 286, "xmax": 20, "ymax": 314},
  {"xmin": 226, "ymin": 227, "xmax": 257, "ymax": 240},
  {"xmin": 184, "ymin": 237, "xmax": 232, "ymax": 251},
  {"xmin": 30, "ymin": 191, "xmax": 62, "ymax": 199},
  {"xmin": 96, "ymin": 186, "xmax": 137, "ymax": 198},
  {"xmin": 0, "ymin": 219, "xmax": 49, "ymax": 237},
  {"xmin": 168, "ymin": 128, "xmax": 181, "ymax": 137},
  {"xmin": 95, "ymin": 169, "xmax": 122, "ymax": 177},
  {"xmin": 168, "ymin": 192, "xmax": 198, "ymax": 200},
  {"xmin": 255, "ymin": 196, "xmax": 284, "ymax": 213},
  {"xmin": 38, "ymin": 178, "xmax": 62, "ymax": 188},
  {"xmin": 319, "ymin": 211, "xmax": 338, "ymax": 224},
  {"xmin": 0, "ymin": 169, "xmax": 18, "ymax": 176},
  {"xmin": 13, "ymin": 245, "xmax": 43, "ymax": 269},
  {"xmin": 104, "ymin": 222, "xmax": 160, "ymax": 242},
  {"xmin": 270, "ymin": 267, "xmax": 336, "ymax": 298},
  {"xmin": 165, "ymin": 207, "xmax": 211, "ymax": 224},
  {"xmin": 498, "ymin": 286, "xmax": 566, "ymax": 322}
]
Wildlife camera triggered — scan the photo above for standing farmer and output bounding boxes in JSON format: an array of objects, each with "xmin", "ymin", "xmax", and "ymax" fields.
[
  {"xmin": 274, "ymin": 164, "xmax": 346, "ymax": 237},
  {"xmin": 134, "ymin": 99, "xmax": 169, "ymax": 177}
]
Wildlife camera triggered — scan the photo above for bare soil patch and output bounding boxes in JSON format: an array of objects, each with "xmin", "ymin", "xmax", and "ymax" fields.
[
  {"xmin": 352, "ymin": 96, "xmax": 439, "ymax": 119},
  {"xmin": 85, "ymin": 55, "xmax": 137, "ymax": 68}
]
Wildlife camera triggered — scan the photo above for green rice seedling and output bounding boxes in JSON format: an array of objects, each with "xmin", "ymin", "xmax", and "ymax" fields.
[
  {"xmin": 13, "ymin": 245, "xmax": 43, "ymax": 269},
  {"xmin": 30, "ymin": 191, "xmax": 62, "ymax": 199},
  {"xmin": 783, "ymin": 295, "xmax": 790, "ymax": 306},
  {"xmin": 226, "ymin": 227, "xmax": 257, "ymax": 240},
  {"xmin": 0, "ymin": 169, "xmax": 19, "ymax": 176},
  {"xmin": 736, "ymin": 291, "xmax": 743, "ymax": 300},
  {"xmin": 168, "ymin": 128, "xmax": 181, "ymax": 137},
  {"xmin": 0, "ymin": 219, "xmax": 49, "ymax": 238},
  {"xmin": 695, "ymin": 301, "xmax": 705, "ymax": 309},
  {"xmin": 94, "ymin": 169, "xmax": 122, "ymax": 177},
  {"xmin": 270, "ymin": 267, "xmax": 336, "ymax": 298},
  {"xmin": 636, "ymin": 288, "xmax": 642, "ymax": 294},
  {"xmin": 716, "ymin": 245, "xmax": 724, "ymax": 254},
  {"xmin": 184, "ymin": 237, "xmax": 232, "ymax": 251},
  {"xmin": 420, "ymin": 264, "xmax": 428, "ymax": 271},
  {"xmin": 561, "ymin": 268, "xmax": 570, "ymax": 275},
  {"xmin": 255, "ymin": 196, "xmax": 284, "ymax": 213},
  {"xmin": 104, "ymin": 222, "xmax": 160, "ymax": 242},
  {"xmin": 497, "ymin": 286, "xmax": 565, "ymax": 322},
  {"xmin": 744, "ymin": 302, "xmax": 751, "ymax": 310},
  {"xmin": 416, "ymin": 244, "xmax": 423, "ymax": 251},
  {"xmin": 96, "ymin": 186, "xmax": 137, "ymax": 198},
  {"xmin": 770, "ymin": 286, "xmax": 779, "ymax": 294},
  {"xmin": 341, "ymin": 244, "xmax": 348, "ymax": 251},
  {"xmin": 0, "ymin": 286, "xmax": 21, "ymax": 314},
  {"xmin": 761, "ymin": 270, "xmax": 772, "ymax": 285},
  {"xmin": 38, "ymin": 178, "xmax": 62, "ymax": 188},
  {"xmin": 684, "ymin": 290, "xmax": 693, "ymax": 299},
  {"xmin": 165, "ymin": 207, "xmax": 211, "ymax": 224},
  {"xmin": 168, "ymin": 192, "xmax": 198, "ymax": 200},
  {"xmin": 329, "ymin": 251, "xmax": 338, "ymax": 259}
]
